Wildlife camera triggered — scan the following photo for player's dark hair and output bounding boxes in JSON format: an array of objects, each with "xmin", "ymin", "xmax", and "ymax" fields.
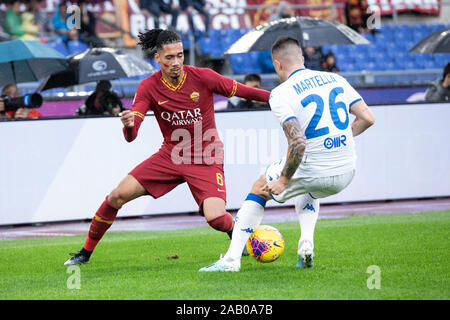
[
  {"xmin": 138, "ymin": 29, "xmax": 182, "ymax": 56},
  {"xmin": 443, "ymin": 62, "xmax": 450, "ymax": 81},
  {"xmin": 271, "ymin": 36, "xmax": 300, "ymax": 55},
  {"xmin": 243, "ymin": 73, "xmax": 262, "ymax": 84}
]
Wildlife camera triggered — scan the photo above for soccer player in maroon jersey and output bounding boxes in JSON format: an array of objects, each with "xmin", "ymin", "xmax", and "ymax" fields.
[{"xmin": 64, "ymin": 29, "xmax": 271, "ymax": 265}]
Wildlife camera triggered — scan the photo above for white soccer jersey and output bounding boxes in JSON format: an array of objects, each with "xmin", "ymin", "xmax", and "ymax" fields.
[{"xmin": 269, "ymin": 68, "xmax": 362, "ymax": 177}]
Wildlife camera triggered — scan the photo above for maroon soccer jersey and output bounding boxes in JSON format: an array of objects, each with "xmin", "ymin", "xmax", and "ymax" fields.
[{"xmin": 124, "ymin": 65, "xmax": 270, "ymax": 164}]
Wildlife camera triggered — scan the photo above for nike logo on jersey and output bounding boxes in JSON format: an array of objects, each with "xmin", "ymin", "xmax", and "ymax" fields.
[
  {"xmin": 158, "ymin": 100, "xmax": 169, "ymax": 105},
  {"xmin": 241, "ymin": 228, "xmax": 254, "ymax": 234}
]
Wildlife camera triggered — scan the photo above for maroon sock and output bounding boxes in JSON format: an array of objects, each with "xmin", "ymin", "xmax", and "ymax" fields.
[
  {"xmin": 208, "ymin": 212, "xmax": 234, "ymax": 233},
  {"xmin": 83, "ymin": 196, "xmax": 120, "ymax": 252}
]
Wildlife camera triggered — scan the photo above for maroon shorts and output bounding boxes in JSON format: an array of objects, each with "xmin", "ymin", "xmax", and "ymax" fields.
[{"xmin": 129, "ymin": 151, "xmax": 226, "ymax": 215}]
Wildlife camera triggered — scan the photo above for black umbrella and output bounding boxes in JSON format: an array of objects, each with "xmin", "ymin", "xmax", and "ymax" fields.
[
  {"xmin": 37, "ymin": 47, "xmax": 154, "ymax": 91},
  {"xmin": 409, "ymin": 28, "xmax": 450, "ymax": 54},
  {"xmin": 226, "ymin": 17, "xmax": 370, "ymax": 54}
]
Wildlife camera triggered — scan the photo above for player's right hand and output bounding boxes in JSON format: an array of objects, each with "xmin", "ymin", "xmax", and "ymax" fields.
[{"xmin": 121, "ymin": 110, "xmax": 134, "ymax": 128}]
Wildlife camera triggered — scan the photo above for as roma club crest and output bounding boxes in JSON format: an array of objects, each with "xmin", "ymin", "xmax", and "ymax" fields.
[{"xmin": 190, "ymin": 91, "xmax": 200, "ymax": 103}]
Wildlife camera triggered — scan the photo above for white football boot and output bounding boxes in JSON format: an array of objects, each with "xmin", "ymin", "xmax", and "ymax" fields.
[
  {"xmin": 296, "ymin": 239, "xmax": 314, "ymax": 269},
  {"xmin": 199, "ymin": 258, "xmax": 240, "ymax": 272}
]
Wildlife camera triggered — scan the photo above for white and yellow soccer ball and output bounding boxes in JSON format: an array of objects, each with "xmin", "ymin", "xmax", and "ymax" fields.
[{"xmin": 246, "ymin": 225, "xmax": 285, "ymax": 263}]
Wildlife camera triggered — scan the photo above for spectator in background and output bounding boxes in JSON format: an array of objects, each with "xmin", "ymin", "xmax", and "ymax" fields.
[
  {"xmin": 140, "ymin": 0, "xmax": 180, "ymax": 31},
  {"xmin": 321, "ymin": 53, "xmax": 339, "ymax": 72},
  {"xmin": 180, "ymin": 0, "xmax": 210, "ymax": 37},
  {"xmin": 77, "ymin": 0, "xmax": 104, "ymax": 47},
  {"xmin": 270, "ymin": 1, "xmax": 296, "ymax": 21},
  {"xmin": 0, "ymin": 84, "xmax": 42, "ymax": 119},
  {"xmin": 76, "ymin": 80, "xmax": 124, "ymax": 116},
  {"xmin": 425, "ymin": 63, "xmax": 450, "ymax": 102},
  {"xmin": 20, "ymin": 11, "xmax": 40, "ymax": 40},
  {"xmin": 227, "ymin": 74, "xmax": 269, "ymax": 110},
  {"xmin": 52, "ymin": 1, "xmax": 78, "ymax": 45},
  {"xmin": 24, "ymin": 0, "xmax": 51, "ymax": 39},
  {"xmin": 2, "ymin": 0, "xmax": 25, "ymax": 40},
  {"xmin": 345, "ymin": 0, "xmax": 370, "ymax": 34},
  {"xmin": 304, "ymin": 46, "xmax": 323, "ymax": 71}
]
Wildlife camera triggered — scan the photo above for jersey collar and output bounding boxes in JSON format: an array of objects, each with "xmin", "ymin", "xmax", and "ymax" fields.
[
  {"xmin": 160, "ymin": 70, "xmax": 187, "ymax": 91},
  {"xmin": 288, "ymin": 68, "xmax": 306, "ymax": 79}
]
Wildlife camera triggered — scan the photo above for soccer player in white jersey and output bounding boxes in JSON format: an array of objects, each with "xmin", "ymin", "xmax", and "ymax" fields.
[{"xmin": 199, "ymin": 36, "xmax": 375, "ymax": 272}]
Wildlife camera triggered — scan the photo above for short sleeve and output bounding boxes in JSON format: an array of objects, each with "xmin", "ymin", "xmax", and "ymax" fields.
[
  {"xmin": 269, "ymin": 88, "xmax": 296, "ymax": 124},
  {"xmin": 338, "ymin": 75, "xmax": 363, "ymax": 109}
]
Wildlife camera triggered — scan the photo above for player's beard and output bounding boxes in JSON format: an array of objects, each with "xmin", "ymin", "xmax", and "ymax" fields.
[{"xmin": 170, "ymin": 67, "xmax": 182, "ymax": 80}]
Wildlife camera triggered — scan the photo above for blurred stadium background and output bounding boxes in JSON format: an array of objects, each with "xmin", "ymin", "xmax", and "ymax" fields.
[
  {"xmin": 0, "ymin": 0, "xmax": 448, "ymax": 109},
  {"xmin": 0, "ymin": 0, "xmax": 449, "ymax": 227}
]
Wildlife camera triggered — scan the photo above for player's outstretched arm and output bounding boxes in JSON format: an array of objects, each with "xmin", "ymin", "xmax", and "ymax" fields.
[
  {"xmin": 234, "ymin": 82, "xmax": 271, "ymax": 103},
  {"xmin": 350, "ymin": 100, "xmax": 375, "ymax": 137},
  {"xmin": 263, "ymin": 117, "xmax": 306, "ymax": 195},
  {"xmin": 202, "ymin": 68, "xmax": 270, "ymax": 103}
]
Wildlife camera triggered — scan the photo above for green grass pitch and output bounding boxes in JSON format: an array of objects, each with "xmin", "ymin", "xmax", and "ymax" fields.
[{"xmin": 0, "ymin": 210, "xmax": 449, "ymax": 300}]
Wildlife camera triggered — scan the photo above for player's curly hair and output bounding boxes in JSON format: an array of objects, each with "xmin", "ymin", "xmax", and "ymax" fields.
[{"xmin": 138, "ymin": 29, "xmax": 182, "ymax": 57}]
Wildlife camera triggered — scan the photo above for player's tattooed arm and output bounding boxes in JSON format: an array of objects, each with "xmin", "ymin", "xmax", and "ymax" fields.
[
  {"xmin": 263, "ymin": 117, "xmax": 305, "ymax": 195},
  {"xmin": 281, "ymin": 118, "xmax": 306, "ymax": 181}
]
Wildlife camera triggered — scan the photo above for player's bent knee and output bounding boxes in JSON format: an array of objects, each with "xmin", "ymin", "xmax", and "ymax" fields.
[
  {"xmin": 108, "ymin": 189, "xmax": 129, "ymax": 209},
  {"xmin": 207, "ymin": 212, "xmax": 234, "ymax": 232},
  {"xmin": 250, "ymin": 175, "xmax": 271, "ymax": 201}
]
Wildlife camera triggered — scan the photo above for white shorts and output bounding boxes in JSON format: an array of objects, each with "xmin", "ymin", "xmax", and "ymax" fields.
[{"xmin": 264, "ymin": 158, "xmax": 355, "ymax": 203}]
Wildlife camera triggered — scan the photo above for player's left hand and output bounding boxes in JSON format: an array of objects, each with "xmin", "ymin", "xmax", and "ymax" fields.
[{"xmin": 263, "ymin": 177, "xmax": 289, "ymax": 195}]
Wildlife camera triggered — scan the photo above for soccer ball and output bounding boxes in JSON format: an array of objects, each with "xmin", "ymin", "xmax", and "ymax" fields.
[{"xmin": 246, "ymin": 225, "xmax": 285, "ymax": 263}]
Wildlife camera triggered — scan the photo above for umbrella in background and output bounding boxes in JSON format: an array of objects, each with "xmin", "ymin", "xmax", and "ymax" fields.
[
  {"xmin": 0, "ymin": 40, "xmax": 68, "ymax": 87},
  {"xmin": 226, "ymin": 17, "xmax": 370, "ymax": 54},
  {"xmin": 409, "ymin": 28, "xmax": 450, "ymax": 54},
  {"xmin": 37, "ymin": 47, "xmax": 155, "ymax": 91}
]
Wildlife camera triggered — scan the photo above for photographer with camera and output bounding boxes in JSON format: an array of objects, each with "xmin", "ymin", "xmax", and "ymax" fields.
[
  {"xmin": 0, "ymin": 84, "xmax": 43, "ymax": 119},
  {"xmin": 75, "ymin": 80, "xmax": 124, "ymax": 116}
]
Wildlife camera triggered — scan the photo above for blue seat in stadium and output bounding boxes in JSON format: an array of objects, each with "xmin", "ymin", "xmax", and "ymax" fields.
[
  {"xmin": 229, "ymin": 53, "xmax": 256, "ymax": 74},
  {"xmin": 394, "ymin": 24, "xmax": 412, "ymax": 33},
  {"xmin": 67, "ymin": 40, "xmax": 88, "ymax": 55},
  {"xmin": 362, "ymin": 32, "xmax": 374, "ymax": 43},
  {"xmin": 379, "ymin": 61, "xmax": 396, "ymax": 71},
  {"xmin": 401, "ymin": 41, "xmax": 416, "ymax": 52},
  {"xmin": 373, "ymin": 33, "xmax": 388, "ymax": 44},
  {"xmin": 412, "ymin": 24, "xmax": 430, "ymax": 34},
  {"xmin": 394, "ymin": 30, "xmax": 413, "ymax": 43},
  {"xmin": 379, "ymin": 24, "xmax": 394, "ymax": 33},
  {"xmin": 339, "ymin": 63, "xmax": 357, "ymax": 72},
  {"xmin": 393, "ymin": 58, "xmax": 407, "ymax": 69},
  {"xmin": 221, "ymin": 35, "xmax": 236, "ymax": 53},
  {"xmin": 198, "ymin": 36, "xmax": 223, "ymax": 58},
  {"xmin": 181, "ymin": 30, "xmax": 193, "ymax": 49},
  {"xmin": 321, "ymin": 45, "xmax": 332, "ymax": 55},
  {"xmin": 413, "ymin": 59, "xmax": 426, "ymax": 69},
  {"xmin": 354, "ymin": 44, "xmax": 370, "ymax": 53},
  {"xmin": 433, "ymin": 54, "xmax": 449, "ymax": 68},
  {"xmin": 413, "ymin": 31, "xmax": 429, "ymax": 43},
  {"xmin": 424, "ymin": 60, "xmax": 437, "ymax": 69},
  {"xmin": 384, "ymin": 41, "xmax": 398, "ymax": 53},
  {"xmin": 46, "ymin": 40, "xmax": 69, "ymax": 56},
  {"xmin": 360, "ymin": 62, "xmax": 377, "ymax": 71},
  {"xmin": 429, "ymin": 24, "xmax": 446, "ymax": 33},
  {"xmin": 368, "ymin": 50, "xmax": 388, "ymax": 61}
]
